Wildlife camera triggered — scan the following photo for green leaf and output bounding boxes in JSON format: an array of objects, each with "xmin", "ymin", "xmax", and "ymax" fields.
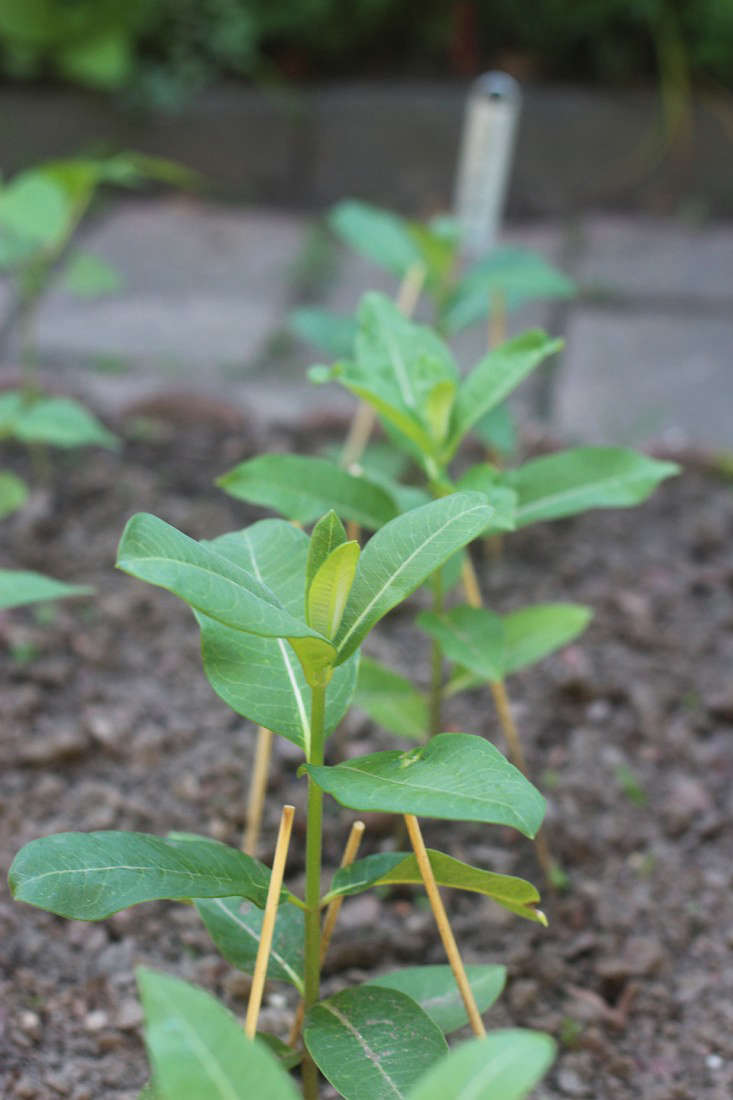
[
  {"xmin": 455, "ymin": 465, "xmax": 518, "ymax": 532},
  {"xmin": 446, "ymin": 332, "xmax": 562, "ymax": 458},
  {"xmin": 325, "ymin": 849, "xmax": 545, "ymax": 924},
  {"xmin": 9, "ymin": 831, "xmax": 279, "ymax": 920},
  {"xmin": 304, "ymin": 986, "xmax": 447, "ymax": 1100},
  {"xmin": 138, "ymin": 968, "xmax": 299, "ymax": 1100},
  {"xmin": 407, "ymin": 1030, "xmax": 556, "ymax": 1100},
  {"xmin": 305, "ymin": 733, "xmax": 545, "ymax": 836},
  {"xmin": 217, "ymin": 454, "xmax": 397, "ymax": 530},
  {"xmin": 366, "ymin": 965, "xmax": 506, "ymax": 1034},
  {"xmin": 117, "ymin": 513, "xmax": 331, "ymax": 649},
  {"xmin": 307, "ymin": 540, "xmax": 360, "ymax": 639},
  {"xmin": 502, "ymin": 447, "xmax": 680, "ymax": 527},
  {"xmin": 289, "ymin": 306, "xmax": 357, "ymax": 358},
  {"xmin": 195, "ymin": 898, "xmax": 304, "ymax": 992},
  {"xmin": 472, "ymin": 402, "xmax": 518, "ymax": 458},
  {"xmin": 0, "ymin": 569, "xmax": 92, "ymax": 611},
  {"xmin": 0, "ymin": 392, "xmax": 118, "ymax": 449},
  {"xmin": 0, "ymin": 170, "xmax": 71, "ymax": 249},
  {"xmin": 353, "ymin": 656, "xmax": 428, "ymax": 741},
  {"xmin": 257, "ymin": 1033, "xmax": 302, "ymax": 1071},
  {"xmin": 441, "ymin": 245, "xmax": 576, "ymax": 333},
  {"xmin": 502, "ymin": 603, "xmax": 592, "ymax": 676},
  {"xmin": 306, "ymin": 510, "xmax": 347, "ymax": 592},
  {"xmin": 334, "ymin": 492, "xmax": 494, "ymax": 663},
  {"xmin": 0, "ymin": 471, "xmax": 28, "ymax": 519},
  {"xmin": 56, "ymin": 30, "xmax": 132, "ymax": 91},
  {"xmin": 196, "ymin": 521, "xmax": 356, "ymax": 748},
  {"xmin": 329, "ymin": 200, "xmax": 422, "ymax": 277},
  {"xmin": 62, "ymin": 251, "xmax": 124, "ymax": 297}
]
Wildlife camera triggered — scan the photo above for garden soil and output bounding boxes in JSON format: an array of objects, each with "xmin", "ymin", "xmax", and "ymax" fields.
[{"xmin": 1, "ymin": 410, "xmax": 732, "ymax": 1100}]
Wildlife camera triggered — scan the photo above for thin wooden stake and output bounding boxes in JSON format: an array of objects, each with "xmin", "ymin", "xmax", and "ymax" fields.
[
  {"xmin": 245, "ymin": 804, "xmax": 295, "ymax": 1039},
  {"xmin": 489, "ymin": 287, "xmax": 506, "ymax": 349},
  {"xmin": 244, "ymin": 726, "xmax": 274, "ymax": 857},
  {"xmin": 289, "ymin": 820, "xmax": 366, "ymax": 1047},
  {"xmin": 404, "ymin": 814, "xmax": 486, "ymax": 1038}
]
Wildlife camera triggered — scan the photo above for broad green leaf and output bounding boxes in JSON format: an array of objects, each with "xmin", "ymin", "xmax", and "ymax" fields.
[
  {"xmin": 307, "ymin": 540, "xmax": 360, "ymax": 639},
  {"xmin": 197, "ymin": 521, "xmax": 356, "ymax": 748},
  {"xmin": 366, "ymin": 965, "xmax": 506, "ymax": 1034},
  {"xmin": 258, "ymin": 1033, "xmax": 302, "ymax": 1071},
  {"xmin": 0, "ymin": 391, "xmax": 118, "ymax": 449},
  {"xmin": 502, "ymin": 603, "xmax": 592, "ymax": 676},
  {"xmin": 446, "ymin": 332, "xmax": 562, "ymax": 457},
  {"xmin": 305, "ymin": 733, "xmax": 545, "ymax": 836},
  {"xmin": 354, "ymin": 656, "xmax": 428, "ymax": 741},
  {"xmin": 217, "ymin": 453, "xmax": 397, "ymax": 530},
  {"xmin": 0, "ymin": 471, "xmax": 28, "ymax": 519},
  {"xmin": 329, "ymin": 200, "xmax": 422, "ymax": 276},
  {"xmin": 9, "ymin": 831, "xmax": 279, "ymax": 920},
  {"xmin": 0, "ymin": 569, "xmax": 92, "ymax": 610},
  {"xmin": 472, "ymin": 402, "xmax": 518, "ymax": 458},
  {"xmin": 325, "ymin": 849, "xmax": 545, "ymax": 924},
  {"xmin": 195, "ymin": 898, "xmax": 304, "ymax": 992},
  {"xmin": 306, "ymin": 510, "xmax": 347, "ymax": 593},
  {"xmin": 62, "ymin": 251, "xmax": 124, "ymax": 297},
  {"xmin": 289, "ymin": 306, "xmax": 357, "ymax": 358},
  {"xmin": 501, "ymin": 447, "xmax": 680, "ymax": 527},
  {"xmin": 417, "ymin": 606, "xmax": 505, "ymax": 683},
  {"xmin": 334, "ymin": 493, "xmax": 494, "ymax": 663},
  {"xmin": 117, "ymin": 513, "xmax": 331, "ymax": 648},
  {"xmin": 407, "ymin": 1030, "xmax": 556, "ymax": 1100},
  {"xmin": 304, "ymin": 986, "xmax": 447, "ymax": 1100},
  {"xmin": 455, "ymin": 465, "xmax": 518, "ymax": 532},
  {"xmin": 138, "ymin": 969, "xmax": 299, "ymax": 1100},
  {"xmin": 441, "ymin": 245, "xmax": 576, "ymax": 333},
  {"xmin": 0, "ymin": 171, "xmax": 71, "ymax": 248}
]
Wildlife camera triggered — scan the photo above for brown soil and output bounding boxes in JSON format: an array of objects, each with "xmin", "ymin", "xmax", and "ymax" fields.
[{"xmin": 1, "ymin": 420, "xmax": 732, "ymax": 1100}]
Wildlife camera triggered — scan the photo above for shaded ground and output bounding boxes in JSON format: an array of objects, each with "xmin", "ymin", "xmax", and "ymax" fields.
[{"xmin": 1, "ymin": 416, "xmax": 732, "ymax": 1099}]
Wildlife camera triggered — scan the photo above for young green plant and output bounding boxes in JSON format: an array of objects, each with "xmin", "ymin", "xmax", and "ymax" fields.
[{"xmin": 10, "ymin": 494, "xmax": 556, "ymax": 1099}]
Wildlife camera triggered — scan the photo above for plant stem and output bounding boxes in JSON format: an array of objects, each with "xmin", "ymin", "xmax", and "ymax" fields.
[
  {"xmin": 243, "ymin": 726, "xmax": 274, "ymax": 856},
  {"xmin": 429, "ymin": 569, "xmax": 444, "ymax": 738},
  {"xmin": 244, "ymin": 804, "xmax": 295, "ymax": 1038},
  {"xmin": 302, "ymin": 682, "xmax": 327, "ymax": 1100},
  {"xmin": 404, "ymin": 814, "xmax": 486, "ymax": 1038}
]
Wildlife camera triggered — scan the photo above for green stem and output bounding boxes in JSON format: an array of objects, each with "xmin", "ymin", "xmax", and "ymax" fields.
[
  {"xmin": 302, "ymin": 681, "xmax": 327, "ymax": 1100},
  {"xmin": 428, "ymin": 569, "xmax": 444, "ymax": 739}
]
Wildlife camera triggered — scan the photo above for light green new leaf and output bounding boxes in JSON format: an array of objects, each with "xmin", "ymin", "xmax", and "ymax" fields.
[
  {"xmin": 407, "ymin": 1030, "xmax": 556, "ymax": 1100},
  {"xmin": 305, "ymin": 733, "xmax": 545, "ymax": 836},
  {"xmin": 195, "ymin": 898, "xmax": 304, "ymax": 992},
  {"xmin": 307, "ymin": 540, "xmax": 360, "ymax": 638},
  {"xmin": 138, "ymin": 969, "xmax": 299, "ymax": 1100},
  {"xmin": 197, "ymin": 521, "xmax": 356, "ymax": 748},
  {"xmin": 334, "ymin": 493, "xmax": 493, "ymax": 663},
  {"xmin": 0, "ymin": 471, "xmax": 28, "ymax": 519},
  {"xmin": 306, "ymin": 511, "xmax": 347, "ymax": 592},
  {"xmin": 353, "ymin": 656, "xmax": 428, "ymax": 740},
  {"xmin": 0, "ymin": 569, "xmax": 92, "ymax": 611},
  {"xmin": 218, "ymin": 453, "xmax": 397, "ymax": 530},
  {"xmin": 446, "ymin": 332, "xmax": 562, "ymax": 457},
  {"xmin": 441, "ymin": 244, "xmax": 576, "ymax": 333},
  {"xmin": 9, "ymin": 831, "xmax": 279, "ymax": 920},
  {"xmin": 289, "ymin": 306, "xmax": 357, "ymax": 358},
  {"xmin": 0, "ymin": 391, "xmax": 118, "ymax": 449},
  {"xmin": 304, "ymin": 986, "xmax": 447, "ymax": 1100},
  {"xmin": 325, "ymin": 849, "xmax": 545, "ymax": 924},
  {"xmin": 366, "ymin": 965, "xmax": 505, "ymax": 1034},
  {"xmin": 117, "ymin": 513, "xmax": 330, "ymax": 648},
  {"xmin": 329, "ymin": 200, "xmax": 423, "ymax": 276},
  {"xmin": 503, "ymin": 447, "xmax": 680, "ymax": 527}
]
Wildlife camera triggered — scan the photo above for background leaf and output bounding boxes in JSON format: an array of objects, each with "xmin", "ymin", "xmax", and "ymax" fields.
[
  {"xmin": 502, "ymin": 447, "xmax": 680, "ymax": 527},
  {"xmin": 329, "ymin": 200, "xmax": 422, "ymax": 276},
  {"xmin": 0, "ymin": 391, "xmax": 118, "ymax": 449},
  {"xmin": 305, "ymin": 733, "xmax": 545, "ymax": 836},
  {"xmin": 0, "ymin": 471, "xmax": 28, "ymax": 519},
  {"xmin": 407, "ymin": 1030, "xmax": 556, "ymax": 1100},
  {"xmin": 10, "ymin": 831, "xmax": 279, "ymax": 919},
  {"xmin": 62, "ymin": 250, "xmax": 124, "ymax": 297},
  {"xmin": 289, "ymin": 306, "xmax": 357, "ymax": 358},
  {"xmin": 304, "ymin": 985, "xmax": 447, "ymax": 1100},
  {"xmin": 502, "ymin": 603, "xmax": 592, "ymax": 676},
  {"xmin": 366, "ymin": 965, "xmax": 506, "ymax": 1034},
  {"xmin": 0, "ymin": 569, "xmax": 92, "ymax": 610},
  {"xmin": 138, "ymin": 968, "xmax": 299, "ymax": 1100},
  {"xmin": 353, "ymin": 656, "xmax": 428, "ymax": 741},
  {"xmin": 195, "ymin": 898, "xmax": 304, "ymax": 992}
]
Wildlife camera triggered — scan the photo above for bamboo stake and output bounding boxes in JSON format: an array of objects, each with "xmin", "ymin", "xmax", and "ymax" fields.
[
  {"xmin": 245, "ymin": 804, "xmax": 295, "ymax": 1039},
  {"xmin": 489, "ymin": 287, "xmax": 506, "ymax": 349},
  {"xmin": 289, "ymin": 820, "xmax": 366, "ymax": 1046},
  {"xmin": 404, "ymin": 814, "xmax": 485, "ymax": 1038},
  {"xmin": 243, "ymin": 726, "xmax": 274, "ymax": 856}
]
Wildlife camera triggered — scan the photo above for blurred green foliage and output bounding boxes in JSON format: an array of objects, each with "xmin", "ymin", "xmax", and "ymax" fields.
[{"xmin": 0, "ymin": 1, "xmax": 729, "ymax": 102}]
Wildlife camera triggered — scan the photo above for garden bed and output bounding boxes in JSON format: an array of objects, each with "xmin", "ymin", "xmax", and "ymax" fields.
[{"xmin": 1, "ymin": 413, "xmax": 731, "ymax": 1099}]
